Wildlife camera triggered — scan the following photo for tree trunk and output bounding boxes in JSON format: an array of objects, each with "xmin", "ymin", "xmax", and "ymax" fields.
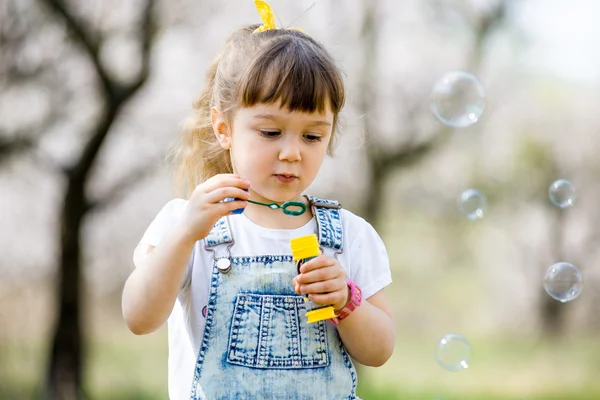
[
  {"xmin": 45, "ymin": 177, "xmax": 87, "ymax": 399},
  {"xmin": 540, "ymin": 295, "xmax": 564, "ymax": 337},
  {"xmin": 362, "ymin": 164, "xmax": 387, "ymax": 225},
  {"xmin": 43, "ymin": 103, "xmax": 118, "ymax": 399},
  {"xmin": 540, "ymin": 205, "xmax": 568, "ymax": 337}
]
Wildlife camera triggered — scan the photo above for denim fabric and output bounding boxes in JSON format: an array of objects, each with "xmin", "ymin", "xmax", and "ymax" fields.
[
  {"xmin": 304, "ymin": 195, "xmax": 343, "ymax": 251},
  {"xmin": 204, "ymin": 217, "xmax": 232, "ymax": 247},
  {"xmin": 227, "ymin": 293, "xmax": 329, "ymax": 369},
  {"xmin": 190, "ymin": 198, "xmax": 358, "ymax": 400}
]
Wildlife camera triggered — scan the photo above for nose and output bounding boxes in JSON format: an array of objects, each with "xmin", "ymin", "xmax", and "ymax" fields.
[{"xmin": 278, "ymin": 136, "xmax": 302, "ymax": 162}]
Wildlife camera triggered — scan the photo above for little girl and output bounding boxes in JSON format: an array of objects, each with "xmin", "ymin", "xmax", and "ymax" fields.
[{"xmin": 122, "ymin": 2, "xmax": 395, "ymax": 399}]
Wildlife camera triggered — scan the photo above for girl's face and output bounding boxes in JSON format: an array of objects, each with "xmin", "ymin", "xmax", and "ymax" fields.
[{"xmin": 217, "ymin": 102, "xmax": 334, "ymax": 204}]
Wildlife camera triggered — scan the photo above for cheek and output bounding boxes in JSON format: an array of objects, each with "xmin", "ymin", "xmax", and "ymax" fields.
[
  {"xmin": 307, "ymin": 147, "xmax": 328, "ymax": 169},
  {"xmin": 230, "ymin": 143, "xmax": 267, "ymax": 174}
]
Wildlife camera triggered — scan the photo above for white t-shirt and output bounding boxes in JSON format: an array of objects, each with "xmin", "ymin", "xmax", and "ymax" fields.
[{"xmin": 135, "ymin": 198, "xmax": 392, "ymax": 400}]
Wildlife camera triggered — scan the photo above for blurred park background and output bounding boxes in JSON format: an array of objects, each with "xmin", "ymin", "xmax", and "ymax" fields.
[{"xmin": 2, "ymin": 0, "xmax": 600, "ymax": 399}]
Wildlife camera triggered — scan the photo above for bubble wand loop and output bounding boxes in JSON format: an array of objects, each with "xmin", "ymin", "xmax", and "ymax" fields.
[
  {"xmin": 246, "ymin": 199, "xmax": 307, "ymax": 216},
  {"xmin": 226, "ymin": 187, "xmax": 307, "ymax": 216}
]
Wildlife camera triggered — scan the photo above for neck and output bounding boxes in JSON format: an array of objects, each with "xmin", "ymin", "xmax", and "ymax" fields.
[{"xmin": 242, "ymin": 196, "xmax": 312, "ymax": 229}]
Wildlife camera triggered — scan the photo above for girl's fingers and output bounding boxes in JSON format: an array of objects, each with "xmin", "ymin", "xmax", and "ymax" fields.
[
  {"xmin": 291, "ymin": 277, "xmax": 301, "ymax": 294},
  {"xmin": 298, "ymin": 279, "xmax": 341, "ymax": 295},
  {"xmin": 197, "ymin": 175, "xmax": 250, "ymax": 194},
  {"xmin": 296, "ymin": 265, "xmax": 341, "ymax": 285},
  {"xmin": 206, "ymin": 173, "xmax": 241, "ymax": 183},
  {"xmin": 298, "ymin": 255, "xmax": 334, "ymax": 273},
  {"xmin": 205, "ymin": 187, "xmax": 250, "ymax": 204},
  {"xmin": 307, "ymin": 292, "xmax": 345, "ymax": 307},
  {"xmin": 220, "ymin": 200, "xmax": 248, "ymax": 214}
]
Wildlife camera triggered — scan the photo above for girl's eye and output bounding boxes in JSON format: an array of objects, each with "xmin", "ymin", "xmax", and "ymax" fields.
[
  {"xmin": 259, "ymin": 130, "xmax": 281, "ymax": 138},
  {"xmin": 304, "ymin": 134, "xmax": 322, "ymax": 142}
]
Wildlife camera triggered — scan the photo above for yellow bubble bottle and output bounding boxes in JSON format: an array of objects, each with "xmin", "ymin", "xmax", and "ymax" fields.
[{"xmin": 290, "ymin": 234, "xmax": 336, "ymax": 323}]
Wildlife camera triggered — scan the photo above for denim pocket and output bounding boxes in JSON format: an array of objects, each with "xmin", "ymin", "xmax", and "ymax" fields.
[{"xmin": 227, "ymin": 293, "xmax": 329, "ymax": 369}]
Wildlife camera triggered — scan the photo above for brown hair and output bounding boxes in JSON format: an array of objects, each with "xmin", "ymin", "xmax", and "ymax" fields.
[{"xmin": 171, "ymin": 24, "xmax": 345, "ymax": 197}]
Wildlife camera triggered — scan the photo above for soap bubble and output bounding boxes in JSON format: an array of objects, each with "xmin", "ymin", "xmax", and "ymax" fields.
[
  {"xmin": 459, "ymin": 189, "xmax": 486, "ymax": 220},
  {"xmin": 430, "ymin": 71, "xmax": 486, "ymax": 128},
  {"xmin": 435, "ymin": 333, "xmax": 471, "ymax": 372},
  {"xmin": 549, "ymin": 179, "xmax": 576, "ymax": 208},
  {"xmin": 543, "ymin": 262, "xmax": 583, "ymax": 303}
]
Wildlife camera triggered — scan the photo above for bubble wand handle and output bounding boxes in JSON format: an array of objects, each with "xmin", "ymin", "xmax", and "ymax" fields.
[{"xmin": 290, "ymin": 234, "xmax": 336, "ymax": 323}]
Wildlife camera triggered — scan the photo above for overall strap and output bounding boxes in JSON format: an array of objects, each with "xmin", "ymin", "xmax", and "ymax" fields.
[
  {"xmin": 304, "ymin": 194, "xmax": 344, "ymax": 253},
  {"xmin": 203, "ymin": 217, "xmax": 235, "ymax": 273},
  {"xmin": 204, "ymin": 216, "xmax": 234, "ymax": 248}
]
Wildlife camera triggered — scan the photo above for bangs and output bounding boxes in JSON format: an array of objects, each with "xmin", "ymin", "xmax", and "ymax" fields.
[{"xmin": 237, "ymin": 33, "xmax": 344, "ymax": 115}]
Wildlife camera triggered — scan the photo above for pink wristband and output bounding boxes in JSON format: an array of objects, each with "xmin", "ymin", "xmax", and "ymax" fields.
[{"xmin": 328, "ymin": 279, "xmax": 362, "ymax": 325}]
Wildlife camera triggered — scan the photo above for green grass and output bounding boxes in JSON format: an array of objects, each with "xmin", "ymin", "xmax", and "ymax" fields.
[
  {"xmin": 0, "ymin": 329, "xmax": 169, "ymax": 400},
  {"xmin": 357, "ymin": 386, "xmax": 600, "ymax": 400},
  {"xmin": 2, "ymin": 381, "xmax": 599, "ymax": 400},
  {"xmin": 3, "ymin": 331, "xmax": 600, "ymax": 399},
  {"xmin": 3, "ymin": 265, "xmax": 600, "ymax": 399}
]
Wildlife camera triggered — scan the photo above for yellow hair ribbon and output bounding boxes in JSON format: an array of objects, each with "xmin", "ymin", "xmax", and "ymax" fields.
[
  {"xmin": 253, "ymin": 0, "xmax": 308, "ymax": 34},
  {"xmin": 253, "ymin": 0, "xmax": 277, "ymax": 33}
]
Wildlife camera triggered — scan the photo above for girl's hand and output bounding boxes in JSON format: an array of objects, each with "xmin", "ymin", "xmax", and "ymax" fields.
[
  {"xmin": 292, "ymin": 255, "xmax": 350, "ymax": 311},
  {"xmin": 178, "ymin": 174, "xmax": 250, "ymax": 242}
]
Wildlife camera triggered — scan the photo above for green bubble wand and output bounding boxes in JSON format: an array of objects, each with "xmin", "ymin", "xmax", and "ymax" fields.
[
  {"xmin": 228, "ymin": 190, "xmax": 307, "ymax": 216},
  {"xmin": 245, "ymin": 199, "xmax": 306, "ymax": 216}
]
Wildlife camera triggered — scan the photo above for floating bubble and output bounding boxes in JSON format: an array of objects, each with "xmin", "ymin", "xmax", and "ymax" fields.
[
  {"xmin": 459, "ymin": 189, "xmax": 486, "ymax": 220},
  {"xmin": 543, "ymin": 262, "xmax": 583, "ymax": 302},
  {"xmin": 430, "ymin": 71, "xmax": 486, "ymax": 128},
  {"xmin": 549, "ymin": 179, "xmax": 576, "ymax": 208},
  {"xmin": 435, "ymin": 333, "xmax": 472, "ymax": 372}
]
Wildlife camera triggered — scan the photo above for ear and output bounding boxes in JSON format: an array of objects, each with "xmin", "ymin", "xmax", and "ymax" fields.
[{"xmin": 211, "ymin": 107, "xmax": 232, "ymax": 150}]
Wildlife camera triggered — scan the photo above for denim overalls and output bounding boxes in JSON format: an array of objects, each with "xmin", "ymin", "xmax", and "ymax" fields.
[{"xmin": 189, "ymin": 196, "xmax": 359, "ymax": 400}]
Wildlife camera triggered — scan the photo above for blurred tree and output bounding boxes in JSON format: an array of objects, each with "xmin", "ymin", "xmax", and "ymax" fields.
[
  {"xmin": 356, "ymin": 0, "xmax": 509, "ymax": 225},
  {"xmin": 0, "ymin": 0, "xmax": 157, "ymax": 398},
  {"xmin": 352, "ymin": 0, "xmax": 508, "ymax": 383},
  {"xmin": 510, "ymin": 136, "xmax": 600, "ymax": 337}
]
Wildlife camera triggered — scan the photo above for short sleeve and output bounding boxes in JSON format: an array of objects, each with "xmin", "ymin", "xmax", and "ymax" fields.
[
  {"xmin": 346, "ymin": 217, "xmax": 392, "ymax": 300},
  {"xmin": 139, "ymin": 199, "xmax": 188, "ymax": 247},
  {"xmin": 134, "ymin": 198, "xmax": 193, "ymax": 288}
]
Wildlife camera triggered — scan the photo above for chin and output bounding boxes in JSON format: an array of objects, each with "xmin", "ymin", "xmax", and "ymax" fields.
[{"xmin": 253, "ymin": 188, "xmax": 302, "ymax": 204}]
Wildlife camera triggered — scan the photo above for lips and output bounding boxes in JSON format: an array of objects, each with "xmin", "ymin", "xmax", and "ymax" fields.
[{"xmin": 275, "ymin": 174, "xmax": 297, "ymax": 184}]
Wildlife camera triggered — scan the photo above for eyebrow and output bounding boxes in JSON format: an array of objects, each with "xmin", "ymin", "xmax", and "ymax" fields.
[{"xmin": 253, "ymin": 114, "xmax": 332, "ymax": 127}]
